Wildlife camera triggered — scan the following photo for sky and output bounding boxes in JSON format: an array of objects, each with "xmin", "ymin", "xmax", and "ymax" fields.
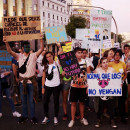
[{"xmin": 92, "ymin": 0, "xmax": 130, "ymax": 33}]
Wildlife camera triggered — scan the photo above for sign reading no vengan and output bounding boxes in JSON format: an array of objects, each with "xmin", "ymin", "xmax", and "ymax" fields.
[
  {"xmin": 58, "ymin": 51, "xmax": 80, "ymax": 77},
  {"xmin": 45, "ymin": 25, "xmax": 68, "ymax": 44},
  {"xmin": 87, "ymin": 73, "xmax": 122, "ymax": 96},
  {"xmin": 0, "ymin": 50, "xmax": 12, "ymax": 69},
  {"xmin": 3, "ymin": 15, "xmax": 41, "ymax": 42}
]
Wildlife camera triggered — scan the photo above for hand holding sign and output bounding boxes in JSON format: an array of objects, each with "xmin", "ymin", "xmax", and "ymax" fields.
[{"xmin": 58, "ymin": 51, "xmax": 80, "ymax": 77}]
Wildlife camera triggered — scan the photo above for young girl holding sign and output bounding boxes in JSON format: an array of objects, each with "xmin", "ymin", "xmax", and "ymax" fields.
[{"xmin": 94, "ymin": 57, "xmax": 117, "ymax": 128}]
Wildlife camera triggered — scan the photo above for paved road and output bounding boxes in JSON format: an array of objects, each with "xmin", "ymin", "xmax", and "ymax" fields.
[{"xmin": 0, "ymin": 94, "xmax": 130, "ymax": 130}]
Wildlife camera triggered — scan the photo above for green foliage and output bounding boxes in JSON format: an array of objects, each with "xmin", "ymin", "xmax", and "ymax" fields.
[
  {"xmin": 65, "ymin": 15, "xmax": 86, "ymax": 38},
  {"xmin": 118, "ymin": 34, "xmax": 125, "ymax": 43},
  {"xmin": 111, "ymin": 32, "xmax": 125, "ymax": 43}
]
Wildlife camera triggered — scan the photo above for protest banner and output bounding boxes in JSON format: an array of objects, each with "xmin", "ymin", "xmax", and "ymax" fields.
[
  {"xmin": 45, "ymin": 25, "xmax": 68, "ymax": 44},
  {"xmin": 90, "ymin": 10, "xmax": 112, "ymax": 41},
  {"xmin": 76, "ymin": 29, "xmax": 90, "ymax": 49},
  {"xmin": 58, "ymin": 51, "xmax": 80, "ymax": 77},
  {"xmin": 2, "ymin": 15, "xmax": 41, "ymax": 42},
  {"xmin": 0, "ymin": 50, "xmax": 12, "ymax": 69},
  {"xmin": 62, "ymin": 41, "xmax": 72, "ymax": 53},
  {"xmin": 87, "ymin": 73, "xmax": 122, "ymax": 96}
]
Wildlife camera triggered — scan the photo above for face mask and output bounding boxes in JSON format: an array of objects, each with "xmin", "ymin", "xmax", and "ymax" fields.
[{"xmin": 24, "ymin": 45, "xmax": 30, "ymax": 53}]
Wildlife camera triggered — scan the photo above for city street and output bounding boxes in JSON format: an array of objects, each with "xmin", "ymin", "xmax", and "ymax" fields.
[{"xmin": 0, "ymin": 94, "xmax": 130, "ymax": 130}]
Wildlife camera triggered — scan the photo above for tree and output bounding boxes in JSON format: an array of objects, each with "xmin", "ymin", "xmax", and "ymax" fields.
[
  {"xmin": 65, "ymin": 15, "xmax": 86, "ymax": 38},
  {"xmin": 118, "ymin": 34, "xmax": 125, "ymax": 43},
  {"xmin": 111, "ymin": 32, "xmax": 125, "ymax": 43}
]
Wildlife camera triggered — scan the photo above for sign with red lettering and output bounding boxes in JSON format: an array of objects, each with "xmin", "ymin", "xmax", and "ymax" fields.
[
  {"xmin": 2, "ymin": 15, "xmax": 41, "ymax": 41},
  {"xmin": 90, "ymin": 10, "xmax": 112, "ymax": 41},
  {"xmin": 58, "ymin": 51, "xmax": 80, "ymax": 77}
]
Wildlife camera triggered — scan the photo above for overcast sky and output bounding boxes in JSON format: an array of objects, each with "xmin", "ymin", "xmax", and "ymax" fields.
[{"xmin": 92, "ymin": 0, "xmax": 130, "ymax": 33}]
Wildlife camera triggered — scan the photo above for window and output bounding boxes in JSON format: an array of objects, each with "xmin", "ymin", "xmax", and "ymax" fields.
[
  {"xmin": 61, "ymin": 17, "xmax": 62, "ymax": 21},
  {"xmin": 53, "ymin": 14, "xmax": 54, "ymax": 19},
  {"xmin": 61, "ymin": 8, "xmax": 62, "ymax": 12},
  {"xmin": 34, "ymin": 4, "xmax": 37, "ymax": 11},
  {"xmin": 52, "ymin": 5, "xmax": 54, "ymax": 9},
  {"xmin": 13, "ymin": 11, "xmax": 16, "ymax": 16},
  {"xmin": 48, "ymin": 3, "xmax": 49, "ymax": 7},
  {"xmin": 65, "ymin": 18, "xmax": 66, "ymax": 22},
  {"xmin": 42, "ymin": 1, "xmax": 44, "ymax": 6},
  {"xmin": 13, "ymin": 0, "xmax": 16, "ymax": 6},
  {"xmin": 21, "ymin": 2, "xmax": 24, "ymax": 8},
  {"xmin": 3, "ymin": 9, "xmax": 7, "ymax": 16},
  {"xmin": 57, "ymin": 6, "xmax": 58, "ymax": 11},
  {"xmin": 43, "ymin": 22, "xmax": 45, "ymax": 27},
  {"xmin": 43, "ymin": 12, "xmax": 45, "ymax": 17},
  {"xmin": 3, "ymin": 0, "xmax": 7, "ymax": 4},
  {"xmin": 57, "ymin": 16, "xmax": 58, "ymax": 20},
  {"xmin": 48, "ymin": 13, "xmax": 50, "ymax": 18}
]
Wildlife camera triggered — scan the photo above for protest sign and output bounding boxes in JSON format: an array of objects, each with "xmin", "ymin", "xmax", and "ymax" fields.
[
  {"xmin": 62, "ymin": 41, "xmax": 72, "ymax": 53},
  {"xmin": 90, "ymin": 10, "xmax": 112, "ymax": 41},
  {"xmin": 114, "ymin": 42, "xmax": 120, "ymax": 48},
  {"xmin": 45, "ymin": 25, "xmax": 68, "ymax": 44},
  {"xmin": 103, "ymin": 39, "xmax": 112, "ymax": 49},
  {"xmin": 88, "ymin": 38, "xmax": 100, "ymax": 53},
  {"xmin": 2, "ymin": 15, "xmax": 41, "ymax": 42},
  {"xmin": 58, "ymin": 51, "xmax": 80, "ymax": 77},
  {"xmin": 71, "ymin": 39, "xmax": 83, "ymax": 50},
  {"xmin": 0, "ymin": 50, "xmax": 12, "ymax": 69},
  {"xmin": 87, "ymin": 73, "xmax": 122, "ymax": 96},
  {"xmin": 76, "ymin": 29, "xmax": 90, "ymax": 49}
]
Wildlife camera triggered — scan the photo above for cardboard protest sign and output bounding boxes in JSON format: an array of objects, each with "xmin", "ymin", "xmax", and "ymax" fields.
[
  {"xmin": 2, "ymin": 15, "xmax": 41, "ymax": 42},
  {"xmin": 58, "ymin": 51, "xmax": 80, "ymax": 77},
  {"xmin": 76, "ymin": 29, "xmax": 90, "ymax": 49},
  {"xmin": 103, "ymin": 39, "xmax": 112, "ymax": 49},
  {"xmin": 62, "ymin": 41, "xmax": 72, "ymax": 53},
  {"xmin": 71, "ymin": 39, "xmax": 83, "ymax": 50},
  {"xmin": 87, "ymin": 73, "xmax": 122, "ymax": 96},
  {"xmin": 88, "ymin": 38, "xmax": 100, "ymax": 53},
  {"xmin": 90, "ymin": 10, "xmax": 112, "ymax": 41},
  {"xmin": 45, "ymin": 25, "xmax": 68, "ymax": 44},
  {"xmin": 0, "ymin": 50, "xmax": 12, "ymax": 69}
]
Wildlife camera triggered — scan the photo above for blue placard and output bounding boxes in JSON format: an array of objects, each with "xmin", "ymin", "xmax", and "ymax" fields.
[
  {"xmin": 0, "ymin": 50, "xmax": 12, "ymax": 69},
  {"xmin": 45, "ymin": 25, "xmax": 68, "ymax": 44}
]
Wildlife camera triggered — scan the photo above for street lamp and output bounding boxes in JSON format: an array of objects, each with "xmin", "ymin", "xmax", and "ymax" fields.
[{"xmin": 67, "ymin": 4, "xmax": 118, "ymax": 42}]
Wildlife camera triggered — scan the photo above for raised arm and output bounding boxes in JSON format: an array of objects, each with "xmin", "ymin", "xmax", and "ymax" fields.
[
  {"xmin": 36, "ymin": 38, "xmax": 44, "ymax": 57},
  {"xmin": 3, "ymin": 37, "xmax": 18, "ymax": 60}
]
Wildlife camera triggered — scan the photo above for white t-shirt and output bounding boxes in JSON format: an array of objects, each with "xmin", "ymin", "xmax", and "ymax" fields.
[
  {"xmin": 44, "ymin": 62, "xmax": 60, "ymax": 87},
  {"xmin": 18, "ymin": 53, "xmax": 37, "ymax": 83},
  {"xmin": 85, "ymin": 57, "xmax": 94, "ymax": 69},
  {"xmin": 37, "ymin": 54, "xmax": 44, "ymax": 77}
]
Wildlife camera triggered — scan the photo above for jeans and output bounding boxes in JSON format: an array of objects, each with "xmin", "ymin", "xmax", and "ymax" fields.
[
  {"xmin": 37, "ymin": 77, "xmax": 42, "ymax": 100},
  {"xmin": 0, "ymin": 79, "xmax": 16, "ymax": 113},
  {"xmin": 19, "ymin": 83, "xmax": 35, "ymax": 118}
]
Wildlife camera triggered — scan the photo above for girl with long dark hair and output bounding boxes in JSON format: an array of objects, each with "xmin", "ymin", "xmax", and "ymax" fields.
[{"xmin": 41, "ymin": 51, "xmax": 61, "ymax": 125}]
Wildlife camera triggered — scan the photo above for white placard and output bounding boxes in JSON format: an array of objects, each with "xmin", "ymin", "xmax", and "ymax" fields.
[{"xmin": 87, "ymin": 73, "xmax": 122, "ymax": 96}]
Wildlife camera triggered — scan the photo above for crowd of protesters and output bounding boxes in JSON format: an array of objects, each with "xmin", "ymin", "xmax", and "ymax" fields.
[{"xmin": 0, "ymin": 36, "xmax": 129, "ymax": 128}]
